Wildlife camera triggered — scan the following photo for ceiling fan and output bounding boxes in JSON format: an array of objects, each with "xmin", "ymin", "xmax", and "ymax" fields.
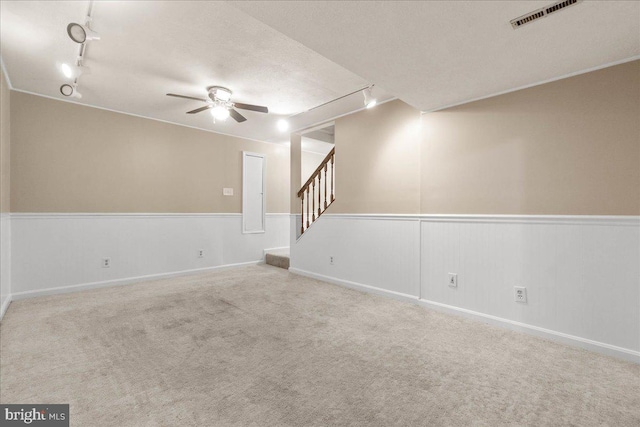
[{"xmin": 166, "ymin": 86, "xmax": 268, "ymax": 123}]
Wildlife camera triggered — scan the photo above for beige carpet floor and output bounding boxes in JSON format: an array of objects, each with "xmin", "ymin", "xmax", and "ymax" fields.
[{"xmin": 1, "ymin": 265, "xmax": 638, "ymax": 426}]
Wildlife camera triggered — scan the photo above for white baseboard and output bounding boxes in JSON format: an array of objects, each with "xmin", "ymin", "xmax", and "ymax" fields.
[
  {"xmin": 11, "ymin": 261, "xmax": 261, "ymax": 301},
  {"xmin": 418, "ymin": 299, "xmax": 640, "ymax": 364},
  {"xmin": 0, "ymin": 295, "xmax": 11, "ymax": 321},
  {"xmin": 289, "ymin": 267, "xmax": 640, "ymax": 364}
]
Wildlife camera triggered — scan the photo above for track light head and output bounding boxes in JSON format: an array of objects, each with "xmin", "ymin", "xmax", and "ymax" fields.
[
  {"xmin": 60, "ymin": 83, "xmax": 82, "ymax": 99},
  {"xmin": 363, "ymin": 86, "xmax": 377, "ymax": 109},
  {"xmin": 67, "ymin": 22, "xmax": 100, "ymax": 44}
]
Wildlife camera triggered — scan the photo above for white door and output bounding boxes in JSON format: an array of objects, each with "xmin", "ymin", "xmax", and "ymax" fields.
[{"xmin": 242, "ymin": 152, "xmax": 266, "ymax": 233}]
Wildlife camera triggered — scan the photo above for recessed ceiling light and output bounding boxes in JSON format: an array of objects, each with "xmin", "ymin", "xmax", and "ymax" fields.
[
  {"xmin": 211, "ymin": 105, "xmax": 230, "ymax": 121},
  {"xmin": 277, "ymin": 119, "xmax": 289, "ymax": 132},
  {"xmin": 66, "ymin": 22, "xmax": 100, "ymax": 44}
]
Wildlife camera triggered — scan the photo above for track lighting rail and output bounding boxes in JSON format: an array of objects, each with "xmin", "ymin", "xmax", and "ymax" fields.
[{"xmin": 60, "ymin": 0, "xmax": 99, "ymax": 98}]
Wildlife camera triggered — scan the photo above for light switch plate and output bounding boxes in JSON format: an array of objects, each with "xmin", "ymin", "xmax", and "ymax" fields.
[{"xmin": 223, "ymin": 188, "xmax": 234, "ymax": 196}]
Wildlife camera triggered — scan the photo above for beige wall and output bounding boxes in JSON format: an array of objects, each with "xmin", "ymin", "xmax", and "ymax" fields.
[
  {"xmin": 421, "ymin": 60, "xmax": 640, "ymax": 215},
  {"xmin": 331, "ymin": 99, "xmax": 422, "ymax": 214},
  {"xmin": 1, "ymin": 66, "xmax": 10, "ymax": 307},
  {"xmin": 293, "ymin": 61, "xmax": 639, "ymax": 216},
  {"xmin": 289, "ymin": 133, "xmax": 302, "ymax": 214},
  {"xmin": 0, "ymin": 67, "xmax": 9, "ymax": 213},
  {"xmin": 10, "ymin": 92, "xmax": 289, "ymax": 213}
]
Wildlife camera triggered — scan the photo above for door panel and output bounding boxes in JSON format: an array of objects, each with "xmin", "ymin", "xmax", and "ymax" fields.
[{"xmin": 243, "ymin": 152, "xmax": 265, "ymax": 233}]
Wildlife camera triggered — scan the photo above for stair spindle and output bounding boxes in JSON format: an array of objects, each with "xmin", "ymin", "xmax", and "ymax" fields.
[
  {"xmin": 330, "ymin": 153, "xmax": 335, "ymax": 202},
  {"xmin": 324, "ymin": 164, "xmax": 328, "ymax": 209},
  {"xmin": 300, "ymin": 192, "xmax": 305, "ymax": 235},
  {"xmin": 306, "ymin": 187, "xmax": 310, "ymax": 228},
  {"xmin": 318, "ymin": 171, "xmax": 322, "ymax": 216},
  {"xmin": 312, "ymin": 179, "xmax": 316, "ymax": 221}
]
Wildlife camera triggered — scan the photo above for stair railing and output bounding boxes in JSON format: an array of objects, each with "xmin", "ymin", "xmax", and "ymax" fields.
[{"xmin": 298, "ymin": 147, "xmax": 335, "ymax": 235}]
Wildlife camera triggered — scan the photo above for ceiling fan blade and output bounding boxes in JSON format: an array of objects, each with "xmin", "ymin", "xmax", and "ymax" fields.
[
  {"xmin": 167, "ymin": 93, "xmax": 209, "ymax": 103},
  {"xmin": 186, "ymin": 105, "xmax": 213, "ymax": 114},
  {"xmin": 233, "ymin": 102, "xmax": 268, "ymax": 113},
  {"xmin": 229, "ymin": 109, "xmax": 247, "ymax": 123}
]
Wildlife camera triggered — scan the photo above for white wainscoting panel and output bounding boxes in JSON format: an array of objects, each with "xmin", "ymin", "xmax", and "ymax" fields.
[
  {"xmin": 11, "ymin": 213, "xmax": 289, "ymax": 298},
  {"xmin": 420, "ymin": 217, "xmax": 640, "ymax": 355},
  {"xmin": 290, "ymin": 214, "xmax": 639, "ymax": 361},
  {"xmin": 290, "ymin": 214, "xmax": 420, "ymax": 298},
  {"xmin": 0, "ymin": 213, "xmax": 11, "ymax": 319}
]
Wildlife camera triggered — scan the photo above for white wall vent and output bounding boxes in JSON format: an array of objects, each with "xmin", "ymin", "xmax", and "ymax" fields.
[{"xmin": 510, "ymin": 0, "xmax": 582, "ymax": 29}]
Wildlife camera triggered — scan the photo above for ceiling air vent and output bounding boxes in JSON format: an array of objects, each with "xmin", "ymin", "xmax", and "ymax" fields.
[{"xmin": 510, "ymin": 0, "xmax": 582, "ymax": 29}]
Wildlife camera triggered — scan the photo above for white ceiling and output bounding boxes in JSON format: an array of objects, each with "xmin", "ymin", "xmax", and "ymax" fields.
[
  {"xmin": 0, "ymin": 1, "xmax": 392, "ymax": 142},
  {"xmin": 2, "ymin": 1, "xmax": 638, "ymax": 144},
  {"xmin": 304, "ymin": 125, "xmax": 334, "ymax": 145},
  {"xmin": 302, "ymin": 124, "xmax": 335, "ymax": 155},
  {"xmin": 302, "ymin": 137, "xmax": 334, "ymax": 156},
  {"xmin": 233, "ymin": 0, "xmax": 640, "ymax": 112}
]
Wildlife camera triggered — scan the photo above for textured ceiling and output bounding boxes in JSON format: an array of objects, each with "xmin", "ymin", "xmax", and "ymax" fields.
[
  {"xmin": 0, "ymin": 1, "xmax": 391, "ymax": 142},
  {"xmin": 2, "ymin": 1, "xmax": 637, "ymax": 143},
  {"xmin": 232, "ymin": 0, "xmax": 640, "ymax": 112}
]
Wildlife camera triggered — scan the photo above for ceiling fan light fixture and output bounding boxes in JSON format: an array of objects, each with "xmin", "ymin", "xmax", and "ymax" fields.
[
  {"xmin": 211, "ymin": 105, "xmax": 230, "ymax": 121},
  {"xmin": 363, "ymin": 86, "xmax": 377, "ymax": 109},
  {"xmin": 209, "ymin": 86, "xmax": 232, "ymax": 102},
  {"xmin": 168, "ymin": 86, "xmax": 267, "ymax": 123},
  {"xmin": 67, "ymin": 22, "xmax": 100, "ymax": 44}
]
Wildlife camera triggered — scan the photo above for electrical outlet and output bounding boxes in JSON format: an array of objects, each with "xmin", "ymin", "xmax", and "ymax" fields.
[
  {"xmin": 330, "ymin": 256, "xmax": 334, "ymax": 265},
  {"xmin": 222, "ymin": 188, "xmax": 234, "ymax": 196},
  {"xmin": 198, "ymin": 250, "xmax": 204, "ymax": 258},
  {"xmin": 514, "ymin": 286, "xmax": 527, "ymax": 303},
  {"xmin": 448, "ymin": 273, "xmax": 457, "ymax": 288},
  {"xmin": 102, "ymin": 258, "xmax": 111, "ymax": 268}
]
